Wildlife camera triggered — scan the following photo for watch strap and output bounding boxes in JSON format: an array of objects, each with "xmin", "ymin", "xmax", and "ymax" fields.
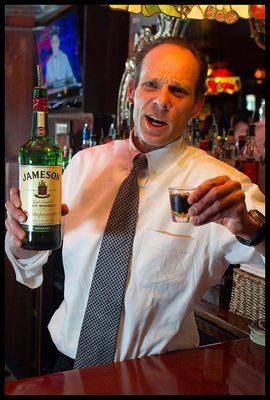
[{"xmin": 235, "ymin": 210, "xmax": 265, "ymax": 246}]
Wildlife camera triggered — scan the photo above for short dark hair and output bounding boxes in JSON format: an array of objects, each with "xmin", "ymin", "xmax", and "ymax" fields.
[
  {"xmin": 50, "ymin": 26, "xmax": 60, "ymax": 38},
  {"xmin": 131, "ymin": 36, "xmax": 208, "ymax": 99}
]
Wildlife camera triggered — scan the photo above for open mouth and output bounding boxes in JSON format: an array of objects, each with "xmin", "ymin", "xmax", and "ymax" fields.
[{"xmin": 146, "ymin": 115, "xmax": 168, "ymax": 128}]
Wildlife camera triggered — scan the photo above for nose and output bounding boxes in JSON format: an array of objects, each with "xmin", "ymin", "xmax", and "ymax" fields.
[{"xmin": 153, "ymin": 88, "xmax": 171, "ymax": 111}]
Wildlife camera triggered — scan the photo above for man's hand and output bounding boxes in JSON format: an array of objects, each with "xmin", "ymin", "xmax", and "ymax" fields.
[
  {"xmin": 187, "ymin": 176, "xmax": 261, "ymax": 240},
  {"xmin": 5, "ymin": 187, "xmax": 69, "ymax": 259}
]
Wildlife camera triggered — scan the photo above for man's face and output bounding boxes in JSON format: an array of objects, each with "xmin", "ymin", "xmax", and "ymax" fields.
[
  {"xmin": 51, "ymin": 34, "xmax": 60, "ymax": 56},
  {"xmin": 128, "ymin": 44, "xmax": 204, "ymax": 153}
]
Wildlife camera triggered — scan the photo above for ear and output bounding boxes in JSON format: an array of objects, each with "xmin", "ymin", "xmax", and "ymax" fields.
[
  {"xmin": 127, "ymin": 79, "xmax": 135, "ymax": 104},
  {"xmin": 192, "ymin": 95, "xmax": 205, "ymax": 119}
]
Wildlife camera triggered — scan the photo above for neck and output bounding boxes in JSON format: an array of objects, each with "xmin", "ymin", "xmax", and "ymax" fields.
[{"xmin": 132, "ymin": 130, "xmax": 183, "ymax": 153}]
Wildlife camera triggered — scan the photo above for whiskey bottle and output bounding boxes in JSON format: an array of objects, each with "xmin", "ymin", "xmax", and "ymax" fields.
[
  {"xmin": 223, "ymin": 127, "xmax": 236, "ymax": 167},
  {"xmin": 62, "ymin": 145, "xmax": 70, "ymax": 172},
  {"xmin": 89, "ymin": 128, "xmax": 98, "ymax": 147},
  {"xmin": 211, "ymin": 127, "xmax": 223, "ymax": 161},
  {"xmin": 241, "ymin": 123, "xmax": 261, "ymax": 184},
  {"xmin": 81, "ymin": 123, "xmax": 90, "ymax": 149},
  {"xmin": 192, "ymin": 118, "xmax": 201, "ymax": 148},
  {"xmin": 19, "ymin": 66, "xmax": 62, "ymax": 250},
  {"xmin": 121, "ymin": 119, "xmax": 130, "ymax": 140}
]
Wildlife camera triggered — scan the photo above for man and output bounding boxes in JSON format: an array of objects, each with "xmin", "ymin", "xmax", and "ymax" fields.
[
  {"xmin": 5, "ymin": 37, "xmax": 265, "ymax": 373},
  {"xmin": 46, "ymin": 28, "xmax": 76, "ymax": 88}
]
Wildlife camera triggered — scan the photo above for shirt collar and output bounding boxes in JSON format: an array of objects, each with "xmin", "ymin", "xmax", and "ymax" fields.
[{"xmin": 128, "ymin": 129, "xmax": 187, "ymax": 179}]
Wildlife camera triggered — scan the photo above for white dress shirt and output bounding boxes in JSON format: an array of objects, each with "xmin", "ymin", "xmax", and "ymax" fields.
[{"xmin": 5, "ymin": 134, "xmax": 265, "ymax": 361}]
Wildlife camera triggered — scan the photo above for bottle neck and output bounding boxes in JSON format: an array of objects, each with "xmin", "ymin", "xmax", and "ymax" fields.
[
  {"xmin": 32, "ymin": 96, "xmax": 49, "ymax": 139},
  {"xmin": 31, "ymin": 110, "xmax": 49, "ymax": 138},
  {"xmin": 245, "ymin": 135, "xmax": 257, "ymax": 160}
]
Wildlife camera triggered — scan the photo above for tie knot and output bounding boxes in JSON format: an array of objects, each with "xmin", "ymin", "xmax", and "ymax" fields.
[{"xmin": 132, "ymin": 154, "xmax": 148, "ymax": 174}]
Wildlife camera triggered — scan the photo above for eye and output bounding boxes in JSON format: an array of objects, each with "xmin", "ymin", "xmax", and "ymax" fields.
[
  {"xmin": 143, "ymin": 81, "xmax": 157, "ymax": 89},
  {"xmin": 169, "ymin": 85, "xmax": 189, "ymax": 97}
]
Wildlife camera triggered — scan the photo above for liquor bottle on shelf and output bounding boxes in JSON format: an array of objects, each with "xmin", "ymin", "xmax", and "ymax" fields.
[
  {"xmin": 106, "ymin": 122, "xmax": 116, "ymax": 142},
  {"xmin": 199, "ymin": 138, "xmax": 209, "ymax": 151},
  {"xmin": 18, "ymin": 65, "xmax": 62, "ymax": 250},
  {"xmin": 121, "ymin": 119, "xmax": 130, "ymax": 140},
  {"xmin": 235, "ymin": 134, "xmax": 246, "ymax": 165},
  {"xmin": 211, "ymin": 126, "xmax": 223, "ymax": 161},
  {"xmin": 197, "ymin": 119, "xmax": 209, "ymax": 151},
  {"xmin": 185, "ymin": 119, "xmax": 193, "ymax": 146},
  {"xmin": 223, "ymin": 127, "xmax": 236, "ymax": 167},
  {"xmin": 241, "ymin": 123, "xmax": 261, "ymax": 184},
  {"xmin": 192, "ymin": 118, "xmax": 201, "ymax": 148},
  {"xmin": 68, "ymin": 147, "xmax": 74, "ymax": 161},
  {"xmin": 256, "ymin": 98, "xmax": 265, "ymax": 193},
  {"xmin": 81, "ymin": 123, "xmax": 90, "ymax": 149},
  {"xmin": 62, "ymin": 145, "xmax": 70, "ymax": 172},
  {"xmin": 99, "ymin": 127, "xmax": 105, "ymax": 144},
  {"xmin": 89, "ymin": 128, "xmax": 98, "ymax": 147},
  {"xmin": 220, "ymin": 126, "xmax": 227, "ymax": 153},
  {"xmin": 208, "ymin": 115, "xmax": 219, "ymax": 155}
]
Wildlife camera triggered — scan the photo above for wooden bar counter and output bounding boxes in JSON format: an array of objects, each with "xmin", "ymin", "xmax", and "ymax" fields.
[{"xmin": 5, "ymin": 338, "xmax": 264, "ymax": 395}]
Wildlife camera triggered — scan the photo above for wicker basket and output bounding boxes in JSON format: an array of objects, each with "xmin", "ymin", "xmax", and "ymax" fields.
[{"xmin": 229, "ymin": 268, "xmax": 265, "ymax": 321}]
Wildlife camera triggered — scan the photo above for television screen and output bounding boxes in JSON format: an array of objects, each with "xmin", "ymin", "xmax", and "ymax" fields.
[{"xmin": 35, "ymin": 11, "xmax": 82, "ymax": 97}]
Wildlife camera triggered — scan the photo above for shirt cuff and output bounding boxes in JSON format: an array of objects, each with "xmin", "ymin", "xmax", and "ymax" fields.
[{"xmin": 5, "ymin": 233, "xmax": 51, "ymax": 288}]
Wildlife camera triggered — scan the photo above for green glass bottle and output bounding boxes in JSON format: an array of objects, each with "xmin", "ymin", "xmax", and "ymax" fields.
[{"xmin": 19, "ymin": 66, "xmax": 63, "ymax": 250}]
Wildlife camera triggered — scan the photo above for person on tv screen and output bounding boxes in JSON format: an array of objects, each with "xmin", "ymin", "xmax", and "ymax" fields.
[{"xmin": 46, "ymin": 27, "xmax": 76, "ymax": 89}]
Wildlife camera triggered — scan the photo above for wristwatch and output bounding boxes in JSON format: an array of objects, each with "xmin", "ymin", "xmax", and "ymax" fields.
[{"xmin": 236, "ymin": 209, "xmax": 265, "ymax": 246}]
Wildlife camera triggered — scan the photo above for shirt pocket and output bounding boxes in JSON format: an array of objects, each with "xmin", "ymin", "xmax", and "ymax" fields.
[{"xmin": 134, "ymin": 230, "xmax": 198, "ymax": 292}]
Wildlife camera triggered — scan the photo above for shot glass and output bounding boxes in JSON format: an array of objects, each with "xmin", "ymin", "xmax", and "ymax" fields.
[{"xmin": 168, "ymin": 187, "xmax": 195, "ymax": 223}]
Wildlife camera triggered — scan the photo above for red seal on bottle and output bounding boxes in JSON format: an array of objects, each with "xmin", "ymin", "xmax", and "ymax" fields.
[
  {"xmin": 33, "ymin": 98, "xmax": 48, "ymax": 112},
  {"xmin": 36, "ymin": 127, "xmax": 46, "ymax": 137}
]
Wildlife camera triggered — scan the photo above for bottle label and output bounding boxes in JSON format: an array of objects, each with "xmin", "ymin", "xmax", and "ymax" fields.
[
  {"xmin": 36, "ymin": 111, "xmax": 46, "ymax": 137},
  {"xmin": 19, "ymin": 165, "xmax": 62, "ymax": 227},
  {"xmin": 242, "ymin": 161, "xmax": 259, "ymax": 184}
]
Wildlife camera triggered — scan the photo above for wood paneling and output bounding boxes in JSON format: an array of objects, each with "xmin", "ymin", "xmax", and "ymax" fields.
[
  {"xmin": 5, "ymin": 16, "xmax": 37, "ymax": 379},
  {"xmin": 5, "ymin": 25, "xmax": 34, "ymax": 159},
  {"xmin": 83, "ymin": 5, "xmax": 129, "ymax": 114}
]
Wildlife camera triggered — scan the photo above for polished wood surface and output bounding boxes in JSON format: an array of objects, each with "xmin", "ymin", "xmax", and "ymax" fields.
[
  {"xmin": 5, "ymin": 339, "xmax": 264, "ymax": 395},
  {"xmin": 195, "ymin": 299, "xmax": 250, "ymax": 338}
]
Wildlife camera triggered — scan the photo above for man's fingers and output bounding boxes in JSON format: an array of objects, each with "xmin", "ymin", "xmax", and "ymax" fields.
[
  {"xmin": 188, "ymin": 176, "xmax": 231, "ymax": 204},
  {"xmin": 189, "ymin": 189, "xmax": 245, "ymax": 225},
  {"xmin": 10, "ymin": 187, "xmax": 21, "ymax": 208},
  {"xmin": 5, "ymin": 200, "xmax": 26, "ymax": 223},
  {"xmin": 5, "ymin": 219, "xmax": 24, "ymax": 248},
  {"xmin": 5, "ymin": 215, "xmax": 26, "ymax": 241},
  {"xmin": 188, "ymin": 180, "xmax": 242, "ymax": 217},
  {"xmin": 61, "ymin": 203, "xmax": 69, "ymax": 216},
  {"xmin": 10, "ymin": 218, "xmax": 27, "ymax": 241}
]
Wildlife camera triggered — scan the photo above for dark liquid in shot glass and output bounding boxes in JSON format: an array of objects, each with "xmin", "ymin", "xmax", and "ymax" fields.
[{"xmin": 170, "ymin": 193, "xmax": 190, "ymax": 216}]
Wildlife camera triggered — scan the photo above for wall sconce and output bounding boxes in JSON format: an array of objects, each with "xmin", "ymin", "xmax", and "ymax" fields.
[
  {"xmin": 254, "ymin": 68, "xmax": 265, "ymax": 84},
  {"xmin": 205, "ymin": 63, "xmax": 241, "ymax": 95}
]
